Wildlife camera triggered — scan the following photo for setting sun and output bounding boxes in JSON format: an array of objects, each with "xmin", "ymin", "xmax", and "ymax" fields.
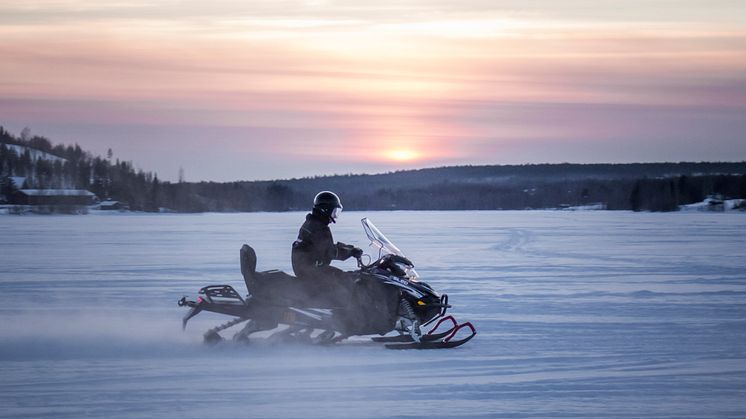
[{"xmin": 386, "ymin": 149, "xmax": 420, "ymax": 162}]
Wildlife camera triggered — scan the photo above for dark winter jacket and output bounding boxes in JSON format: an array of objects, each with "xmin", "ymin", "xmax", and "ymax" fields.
[{"xmin": 291, "ymin": 209, "xmax": 357, "ymax": 279}]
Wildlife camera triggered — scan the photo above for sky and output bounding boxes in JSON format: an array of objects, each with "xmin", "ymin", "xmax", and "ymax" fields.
[{"xmin": 1, "ymin": 0, "xmax": 745, "ymax": 182}]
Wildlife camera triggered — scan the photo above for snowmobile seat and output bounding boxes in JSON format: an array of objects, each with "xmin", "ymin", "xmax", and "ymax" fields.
[
  {"xmin": 253, "ymin": 269, "xmax": 317, "ymax": 305},
  {"xmin": 240, "ymin": 244, "xmax": 308, "ymax": 303},
  {"xmin": 240, "ymin": 244, "xmax": 258, "ymax": 291},
  {"xmin": 239, "ymin": 243, "xmax": 361, "ymax": 309}
]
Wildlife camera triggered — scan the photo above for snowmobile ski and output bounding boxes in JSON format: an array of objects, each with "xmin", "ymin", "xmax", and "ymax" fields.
[
  {"xmin": 384, "ymin": 322, "xmax": 476, "ymax": 350},
  {"xmin": 384, "ymin": 335, "xmax": 473, "ymax": 350},
  {"xmin": 372, "ymin": 315, "xmax": 460, "ymax": 343},
  {"xmin": 371, "ymin": 328, "xmax": 454, "ymax": 343}
]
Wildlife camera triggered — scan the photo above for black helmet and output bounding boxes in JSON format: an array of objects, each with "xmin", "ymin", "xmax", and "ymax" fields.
[{"xmin": 313, "ymin": 191, "xmax": 342, "ymax": 220}]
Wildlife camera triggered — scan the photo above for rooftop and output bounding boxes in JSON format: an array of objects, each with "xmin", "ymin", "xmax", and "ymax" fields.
[{"xmin": 19, "ymin": 189, "xmax": 96, "ymax": 197}]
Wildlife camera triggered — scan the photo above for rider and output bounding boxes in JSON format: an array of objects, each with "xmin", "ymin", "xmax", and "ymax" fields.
[
  {"xmin": 291, "ymin": 191, "xmax": 401, "ymax": 333},
  {"xmin": 291, "ymin": 191, "xmax": 363, "ymax": 281}
]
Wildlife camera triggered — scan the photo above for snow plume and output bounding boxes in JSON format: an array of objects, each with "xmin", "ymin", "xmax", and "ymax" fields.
[{"xmin": 0, "ymin": 309, "xmax": 194, "ymax": 360}]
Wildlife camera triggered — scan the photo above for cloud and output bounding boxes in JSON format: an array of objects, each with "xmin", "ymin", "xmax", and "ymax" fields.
[{"xmin": 1, "ymin": 0, "xmax": 745, "ymax": 180}]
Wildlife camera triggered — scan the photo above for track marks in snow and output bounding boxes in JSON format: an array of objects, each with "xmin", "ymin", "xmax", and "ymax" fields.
[{"xmin": 492, "ymin": 228, "xmax": 534, "ymax": 253}]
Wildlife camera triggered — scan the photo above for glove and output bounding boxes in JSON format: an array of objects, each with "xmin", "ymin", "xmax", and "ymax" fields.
[{"xmin": 351, "ymin": 247, "xmax": 363, "ymax": 258}]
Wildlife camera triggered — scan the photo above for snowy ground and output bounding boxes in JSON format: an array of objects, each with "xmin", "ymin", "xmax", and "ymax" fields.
[{"xmin": 1, "ymin": 211, "xmax": 746, "ymax": 418}]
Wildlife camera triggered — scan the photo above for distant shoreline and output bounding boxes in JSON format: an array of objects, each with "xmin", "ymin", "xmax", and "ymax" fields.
[
  {"xmin": 3, "ymin": 130, "xmax": 745, "ymax": 213},
  {"xmin": 2, "ymin": 197, "xmax": 744, "ymax": 216}
]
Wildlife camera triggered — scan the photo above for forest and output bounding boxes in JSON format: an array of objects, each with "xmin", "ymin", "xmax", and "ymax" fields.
[{"xmin": 2, "ymin": 126, "xmax": 745, "ymax": 213}]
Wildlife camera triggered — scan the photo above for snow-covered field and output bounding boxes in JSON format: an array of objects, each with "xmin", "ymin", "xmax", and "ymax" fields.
[{"xmin": 1, "ymin": 211, "xmax": 745, "ymax": 418}]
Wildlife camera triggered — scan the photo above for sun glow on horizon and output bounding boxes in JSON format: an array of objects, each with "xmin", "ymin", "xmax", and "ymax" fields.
[{"xmin": 385, "ymin": 149, "xmax": 421, "ymax": 162}]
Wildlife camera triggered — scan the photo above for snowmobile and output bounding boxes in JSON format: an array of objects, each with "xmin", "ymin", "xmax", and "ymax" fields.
[{"xmin": 177, "ymin": 218, "xmax": 476, "ymax": 349}]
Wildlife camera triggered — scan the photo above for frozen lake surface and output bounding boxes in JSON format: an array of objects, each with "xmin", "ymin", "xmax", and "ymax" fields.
[{"xmin": 1, "ymin": 211, "xmax": 746, "ymax": 418}]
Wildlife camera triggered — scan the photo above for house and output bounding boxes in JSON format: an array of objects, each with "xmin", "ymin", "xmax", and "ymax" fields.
[
  {"xmin": 98, "ymin": 200, "xmax": 127, "ymax": 210},
  {"xmin": 13, "ymin": 189, "xmax": 97, "ymax": 206}
]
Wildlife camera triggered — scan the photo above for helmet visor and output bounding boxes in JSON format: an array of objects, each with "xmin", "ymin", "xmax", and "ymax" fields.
[{"xmin": 331, "ymin": 206, "xmax": 342, "ymax": 220}]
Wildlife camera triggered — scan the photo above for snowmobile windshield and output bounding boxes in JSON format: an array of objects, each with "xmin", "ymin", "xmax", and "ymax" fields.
[{"xmin": 361, "ymin": 218, "xmax": 419, "ymax": 280}]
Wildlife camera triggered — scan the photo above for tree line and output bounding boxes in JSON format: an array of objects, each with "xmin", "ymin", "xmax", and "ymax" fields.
[
  {"xmin": 0, "ymin": 127, "xmax": 161, "ymax": 211},
  {"xmin": 1, "ymin": 126, "xmax": 745, "ymax": 212}
]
